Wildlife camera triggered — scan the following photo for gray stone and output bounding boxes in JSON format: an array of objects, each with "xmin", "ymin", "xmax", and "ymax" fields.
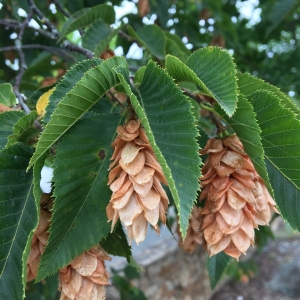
[{"xmin": 266, "ymin": 259, "xmax": 300, "ymax": 297}]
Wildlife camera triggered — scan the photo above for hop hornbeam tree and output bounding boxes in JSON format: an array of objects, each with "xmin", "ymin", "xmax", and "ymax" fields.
[{"xmin": 0, "ymin": 0, "xmax": 300, "ymax": 298}]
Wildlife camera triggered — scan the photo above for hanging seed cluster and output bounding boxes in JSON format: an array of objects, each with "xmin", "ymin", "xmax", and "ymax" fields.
[
  {"xmin": 106, "ymin": 118, "xmax": 169, "ymax": 243},
  {"xmin": 26, "ymin": 194, "xmax": 111, "ymax": 299},
  {"xmin": 138, "ymin": 0, "xmax": 150, "ymax": 17},
  {"xmin": 199, "ymin": 134, "xmax": 277, "ymax": 259},
  {"xmin": 177, "ymin": 206, "xmax": 203, "ymax": 253},
  {"xmin": 59, "ymin": 245, "xmax": 111, "ymax": 300},
  {"xmin": 26, "ymin": 208, "xmax": 51, "ymax": 282}
]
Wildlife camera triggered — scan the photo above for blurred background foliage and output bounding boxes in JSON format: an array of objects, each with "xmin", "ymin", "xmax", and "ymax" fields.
[{"xmin": 1, "ymin": 0, "xmax": 299, "ymax": 102}]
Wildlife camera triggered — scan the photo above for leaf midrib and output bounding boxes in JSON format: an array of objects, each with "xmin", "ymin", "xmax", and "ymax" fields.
[
  {"xmin": 0, "ymin": 180, "xmax": 33, "ymax": 277},
  {"xmin": 40, "ymin": 132, "xmax": 117, "ymax": 271},
  {"xmin": 265, "ymin": 155, "xmax": 300, "ymax": 190}
]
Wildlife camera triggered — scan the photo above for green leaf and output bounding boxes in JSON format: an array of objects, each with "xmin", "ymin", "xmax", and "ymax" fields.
[
  {"xmin": 166, "ymin": 55, "xmax": 209, "ymax": 93},
  {"xmin": 150, "ymin": 0, "xmax": 170, "ymax": 29},
  {"xmin": 186, "ymin": 47, "xmax": 238, "ymax": 116},
  {"xmin": 165, "ymin": 32, "xmax": 190, "ymax": 62},
  {"xmin": 134, "ymin": 66, "xmax": 146, "ymax": 85},
  {"xmin": 94, "ymin": 28, "xmax": 120, "ymax": 57},
  {"xmin": 0, "ymin": 110, "xmax": 25, "ymax": 149},
  {"xmin": 249, "ymin": 90, "xmax": 300, "ymax": 231},
  {"xmin": 25, "ymin": 273, "xmax": 58, "ymax": 300},
  {"xmin": 237, "ymin": 72, "xmax": 300, "ymax": 120},
  {"xmin": 0, "ymin": 143, "xmax": 36, "ymax": 299},
  {"xmin": 255, "ymin": 225, "xmax": 275, "ymax": 251},
  {"xmin": 89, "ymin": 97, "xmax": 121, "ymax": 115},
  {"xmin": 266, "ymin": 0, "xmax": 299, "ymax": 36},
  {"xmin": 207, "ymin": 252, "xmax": 232, "ymax": 289},
  {"xmin": 123, "ymin": 265, "xmax": 140, "ymax": 280},
  {"xmin": 22, "ymin": 153, "xmax": 46, "ymax": 294},
  {"xmin": 37, "ymin": 113, "xmax": 121, "ymax": 281},
  {"xmin": 82, "ymin": 19, "xmax": 121, "ymax": 56},
  {"xmin": 128, "ymin": 256, "xmax": 144, "ymax": 272},
  {"xmin": 115, "ymin": 61, "xmax": 201, "ymax": 237},
  {"xmin": 0, "ymin": 83, "xmax": 16, "ymax": 106},
  {"xmin": 101, "ymin": 223, "xmax": 131, "ymax": 262},
  {"xmin": 215, "ymin": 95, "xmax": 273, "ymax": 195},
  {"xmin": 29, "ymin": 56, "xmax": 127, "ymax": 170},
  {"xmin": 59, "ymin": 4, "xmax": 115, "ymax": 40},
  {"xmin": 82, "ymin": 19, "xmax": 111, "ymax": 50},
  {"xmin": 166, "ymin": 50, "xmax": 238, "ymax": 117},
  {"xmin": 7, "ymin": 111, "xmax": 38, "ymax": 145},
  {"xmin": 44, "ymin": 58, "xmax": 103, "ymax": 124},
  {"xmin": 127, "ymin": 24, "xmax": 166, "ymax": 60},
  {"xmin": 59, "ymin": 8, "xmax": 88, "ymax": 39}
]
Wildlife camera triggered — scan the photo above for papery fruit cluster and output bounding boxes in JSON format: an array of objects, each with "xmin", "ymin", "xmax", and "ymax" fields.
[
  {"xmin": 59, "ymin": 245, "xmax": 111, "ymax": 300},
  {"xmin": 106, "ymin": 118, "xmax": 169, "ymax": 243},
  {"xmin": 199, "ymin": 134, "xmax": 277, "ymax": 259},
  {"xmin": 26, "ymin": 194, "xmax": 111, "ymax": 300},
  {"xmin": 177, "ymin": 206, "xmax": 203, "ymax": 253},
  {"xmin": 26, "ymin": 208, "xmax": 51, "ymax": 282}
]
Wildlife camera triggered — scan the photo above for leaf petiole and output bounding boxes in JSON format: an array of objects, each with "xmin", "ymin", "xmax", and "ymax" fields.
[{"xmin": 199, "ymin": 103, "xmax": 215, "ymax": 112}]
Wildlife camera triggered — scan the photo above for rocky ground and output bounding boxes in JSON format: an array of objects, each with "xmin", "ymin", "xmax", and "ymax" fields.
[
  {"xmin": 211, "ymin": 227, "xmax": 300, "ymax": 300},
  {"xmin": 107, "ymin": 220, "xmax": 300, "ymax": 300}
]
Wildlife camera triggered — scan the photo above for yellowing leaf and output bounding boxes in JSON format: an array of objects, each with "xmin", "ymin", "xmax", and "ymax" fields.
[
  {"xmin": 0, "ymin": 103, "xmax": 13, "ymax": 113},
  {"xmin": 36, "ymin": 88, "xmax": 55, "ymax": 116}
]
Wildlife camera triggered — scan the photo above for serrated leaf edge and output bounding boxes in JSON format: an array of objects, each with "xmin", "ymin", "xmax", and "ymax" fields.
[
  {"xmin": 28, "ymin": 57, "xmax": 124, "ymax": 170},
  {"xmin": 187, "ymin": 46, "xmax": 238, "ymax": 117},
  {"xmin": 44, "ymin": 58, "xmax": 103, "ymax": 124},
  {"xmin": 221, "ymin": 91, "xmax": 274, "ymax": 197},
  {"xmin": 115, "ymin": 61, "xmax": 201, "ymax": 238},
  {"xmin": 238, "ymin": 72, "xmax": 300, "ymax": 118},
  {"xmin": 250, "ymin": 89, "xmax": 300, "ymax": 191},
  {"xmin": 36, "ymin": 114, "xmax": 122, "ymax": 281}
]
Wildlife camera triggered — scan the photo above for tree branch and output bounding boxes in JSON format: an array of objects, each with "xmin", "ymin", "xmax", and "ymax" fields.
[
  {"xmin": 0, "ymin": 44, "xmax": 75, "ymax": 61},
  {"xmin": 62, "ymin": 41, "xmax": 94, "ymax": 59},
  {"xmin": 209, "ymin": 111, "xmax": 226, "ymax": 134},
  {"xmin": 52, "ymin": 1, "xmax": 85, "ymax": 36},
  {"xmin": 13, "ymin": 11, "xmax": 33, "ymax": 114},
  {"xmin": 27, "ymin": 0, "xmax": 59, "ymax": 37},
  {"xmin": 181, "ymin": 87, "xmax": 202, "ymax": 103},
  {"xmin": 181, "ymin": 87, "xmax": 226, "ymax": 133},
  {"xmin": 0, "ymin": 19, "xmax": 57, "ymax": 39},
  {"xmin": 0, "ymin": 23, "xmax": 92, "ymax": 59},
  {"xmin": 53, "ymin": 0, "xmax": 71, "ymax": 18},
  {"xmin": 26, "ymin": 0, "xmax": 93, "ymax": 58},
  {"xmin": 108, "ymin": 90, "xmax": 125, "ymax": 108},
  {"xmin": 118, "ymin": 30, "xmax": 139, "ymax": 44}
]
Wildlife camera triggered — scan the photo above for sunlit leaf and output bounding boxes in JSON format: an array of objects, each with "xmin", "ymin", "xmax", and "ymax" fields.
[
  {"xmin": 0, "ymin": 83, "xmax": 16, "ymax": 106},
  {"xmin": 59, "ymin": 4, "xmax": 115, "ymax": 40},
  {"xmin": 29, "ymin": 56, "xmax": 127, "ymax": 169},
  {"xmin": 127, "ymin": 24, "xmax": 166, "ymax": 60}
]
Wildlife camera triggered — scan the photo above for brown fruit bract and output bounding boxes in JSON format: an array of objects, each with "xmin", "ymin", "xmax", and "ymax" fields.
[
  {"xmin": 59, "ymin": 245, "xmax": 111, "ymax": 300},
  {"xmin": 107, "ymin": 118, "xmax": 169, "ymax": 244},
  {"xmin": 26, "ymin": 209, "xmax": 51, "ymax": 282},
  {"xmin": 177, "ymin": 207, "xmax": 203, "ymax": 253},
  {"xmin": 199, "ymin": 134, "xmax": 277, "ymax": 259}
]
